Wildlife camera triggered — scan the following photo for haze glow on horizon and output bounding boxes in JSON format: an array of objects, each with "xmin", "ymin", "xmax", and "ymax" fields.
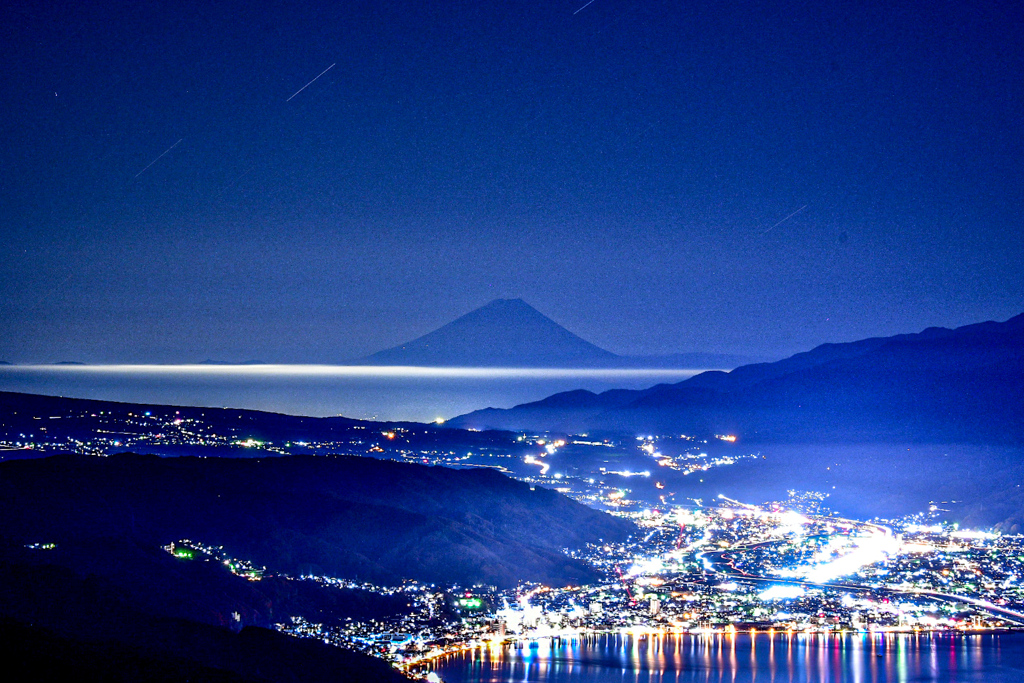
[{"xmin": 0, "ymin": 364, "xmax": 709, "ymax": 380}]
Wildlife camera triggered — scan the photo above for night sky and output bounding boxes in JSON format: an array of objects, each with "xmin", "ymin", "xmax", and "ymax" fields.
[{"xmin": 2, "ymin": 0, "xmax": 1021, "ymax": 364}]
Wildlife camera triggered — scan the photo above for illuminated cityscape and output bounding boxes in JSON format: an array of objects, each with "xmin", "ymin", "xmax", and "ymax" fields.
[
  {"xmin": 163, "ymin": 488, "xmax": 1024, "ymax": 678},
  {"xmin": 9, "ymin": 398, "xmax": 1020, "ymax": 679},
  {"xmin": 2, "ymin": 379, "xmax": 1023, "ymax": 681},
  {"xmin": 3, "ymin": 0, "xmax": 1022, "ymax": 679},
  {"xmin": 68, "ymin": 418, "xmax": 1010, "ymax": 679}
]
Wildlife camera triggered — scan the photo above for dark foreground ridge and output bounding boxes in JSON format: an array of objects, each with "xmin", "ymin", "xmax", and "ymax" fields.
[
  {"xmin": 0, "ymin": 453, "xmax": 633, "ymax": 588},
  {"xmin": 0, "ymin": 561, "xmax": 408, "ymax": 683},
  {"xmin": 450, "ymin": 312, "xmax": 1024, "ymax": 444},
  {"xmin": 0, "ymin": 453, "xmax": 634, "ymax": 681}
]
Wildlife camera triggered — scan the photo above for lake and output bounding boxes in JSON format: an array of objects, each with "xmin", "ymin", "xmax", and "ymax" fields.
[
  {"xmin": 430, "ymin": 632, "xmax": 1024, "ymax": 683},
  {"xmin": 0, "ymin": 364, "xmax": 703, "ymax": 423}
]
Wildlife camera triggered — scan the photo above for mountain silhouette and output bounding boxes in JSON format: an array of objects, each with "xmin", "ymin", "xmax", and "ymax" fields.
[
  {"xmin": 356, "ymin": 298, "xmax": 619, "ymax": 367},
  {"xmin": 450, "ymin": 312, "xmax": 1024, "ymax": 444},
  {"xmin": 355, "ymin": 298, "xmax": 758, "ymax": 368}
]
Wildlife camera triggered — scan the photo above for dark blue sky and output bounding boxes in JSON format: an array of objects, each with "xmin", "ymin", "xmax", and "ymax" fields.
[{"xmin": 2, "ymin": 0, "xmax": 1021, "ymax": 363}]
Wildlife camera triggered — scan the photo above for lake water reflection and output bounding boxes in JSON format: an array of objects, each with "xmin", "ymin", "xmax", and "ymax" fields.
[{"xmin": 431, "ymin": 632, "xmax": 1024, "ymax": 683}]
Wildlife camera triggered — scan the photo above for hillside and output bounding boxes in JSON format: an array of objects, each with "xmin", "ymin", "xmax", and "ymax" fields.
[
  {"xmin": 0, "ymin": 453, "xmax": 634, "ymax": 588},
  {"xmin": 0, "ymin": 449, "xmax": 635, "ymax": 681},
  {"xmin": 0, "ymin": 559, "xmax": 408, "ymax": 683},
  {"xmin": 449, "ymin": 313, "xmax": 1024, "ymax": 444}
]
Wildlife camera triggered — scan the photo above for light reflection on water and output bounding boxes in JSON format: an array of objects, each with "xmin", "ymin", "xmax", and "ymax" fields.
[
  {"xmin": 0, "ymin": 364, "xmax": 703, "ymax": 422},
  {"xmin": 432, "ymin": 632, "xmax": 1024, "ymax": 683}
]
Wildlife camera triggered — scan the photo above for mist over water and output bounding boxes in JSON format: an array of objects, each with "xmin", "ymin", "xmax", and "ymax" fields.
[{"xmin": 0, "ymin": 365, "xmax": 703, "ymax": 422}]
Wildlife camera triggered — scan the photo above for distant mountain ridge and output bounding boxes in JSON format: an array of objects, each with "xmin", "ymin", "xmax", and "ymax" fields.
[
  {"xmin": 355, "ymin": 298, "xmax": 759, "ymax": 368},
  {"xmin": 449, "ymin": 313, "xmax": 1024, "ymax": 444}
]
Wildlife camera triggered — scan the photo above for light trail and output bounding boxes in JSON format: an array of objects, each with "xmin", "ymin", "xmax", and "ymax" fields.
[
  {"xmin": 614, "ymin": 564, "xmax": 634, "ymax": 600},
  {"xmin": 779, "ymin": 524, "xmax": 898, "ymax": 583},
  {"xmin": 761, "ymin": 205, "xmax": 807, "ymax": 233},
  {"xmin": 573, "ymin": 0, "xmax": 597, "ymax": 15},
  {"xmin": 134, "ymin": 138, "xmax": 183, "ymax": 178},
  {"xmin": 286, "ymin": 63, "xmax": 336, "ymax": 101},
  {"xmin": 912, "ymin": 591, "xmax": 1024, "ymax": 626}
]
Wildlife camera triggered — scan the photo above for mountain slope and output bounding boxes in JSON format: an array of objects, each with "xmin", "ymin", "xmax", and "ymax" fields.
[
  {"xmin": 357, "ymin": 298, "xmax": 619, "ymax": 367},
  {"xmin": 450, "ymin": 313, "xmax": 1024, "ymax": 444},
  {"xmin": 0, "ymin": 453, "xmax": 635, "ymax": 588},
  {"xmin": 0, "ymin": 559, "xmax": 408, "ymax": 683},
  {"xmin": 354, "ymin": 298, "xmax": 761, "ymax": 368}
]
